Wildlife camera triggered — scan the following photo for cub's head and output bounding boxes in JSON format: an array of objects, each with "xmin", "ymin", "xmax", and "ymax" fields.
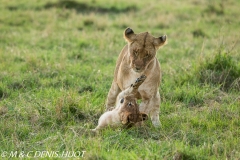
[
  {"xmin": 124, "ymin": 27, "xmax": 167, "ymax": 72},
  {"xmin": 119, "ymin": 95, "xmax": 148, "ymax": 126}
]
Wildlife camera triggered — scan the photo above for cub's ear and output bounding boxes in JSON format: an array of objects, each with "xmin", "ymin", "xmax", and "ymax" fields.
[
  {"xmin": 153, "ymin": 35, "xmax": 167, "ymax": 49},
  {"xmin": 120, "ymin": 112, "xmax": 131, "ymax": 124},
  {"xmin": 124, "ymin": 27, "xmax": 136, "ymax": 43},
  {"xmin": 138, "ymin": 112, "xmax": 148, "ymax": 122}
]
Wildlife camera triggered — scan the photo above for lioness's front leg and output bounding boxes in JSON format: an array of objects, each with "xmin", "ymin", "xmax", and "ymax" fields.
[
  {"xmin": 139, "ymin": 91, "xmax": 161, "ymax": 127},
  {"xmin": 106, "ymin": 81, "xmax": 121, "ymax": 111}
]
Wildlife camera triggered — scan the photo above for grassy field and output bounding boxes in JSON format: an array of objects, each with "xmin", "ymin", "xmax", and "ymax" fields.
[{"xmin": 0, "ymin": 0, "xmax": 240, "ymax": 159}]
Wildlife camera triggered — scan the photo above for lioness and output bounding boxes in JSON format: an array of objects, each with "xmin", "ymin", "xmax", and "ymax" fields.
[
  {"xmin": 92, "ymin": 75, "xmax": 148, "ymax": 132},
  {"xmin": 106, "ymin": 28, "xmax": 167, "ymax": 127}
]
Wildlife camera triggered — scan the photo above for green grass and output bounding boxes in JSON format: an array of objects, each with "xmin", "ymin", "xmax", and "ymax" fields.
[{"xmin": 0, "ymin": 0, "xmax": 240, "ymax": 159}]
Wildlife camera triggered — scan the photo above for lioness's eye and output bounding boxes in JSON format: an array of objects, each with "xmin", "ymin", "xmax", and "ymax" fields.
[
  {"xmin": 145, "ymin": 54, "xmax": 150, "ymax": 58},
  {"xmin": 120, "ymin": 98, "xmax": 124, "ymax": 103}
]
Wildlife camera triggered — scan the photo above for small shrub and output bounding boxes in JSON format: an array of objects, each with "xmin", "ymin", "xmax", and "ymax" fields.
[
  {"xmin": 68, "ymin": 52, "xmax": 82, "ymax": 60},
  {"xmin": 0, "ymin": 87, "xmax": 4, "ymax": 99},
  {"xmin": 16, "ymin": 125, "xmax": 31, "ymax": 141},
  {"xmin": 8, "ymin": 77, "xmax": 41, "ymax": 91},
  {"xmin": 0, "ymin": 106, "xmax": 8, "ymax": 115},
  {"xmin": 78, "ymin": 86, "xmax": 93, "ymax": 94},
  {"xmin": 175, "ymin": 44, "xmax": 240, "ymax": 93},
  {"xmin": 198, "ymin": 52, "xmax": 240, "ymax": 91},
  {"xmin": 192, "ymin": 29, "xmax": 208, "ymax": 38},
  {"xmin": 163, "ymin": 84, "xmax": 205, "ymax": 107},
  {"xmin": 78, "ymin": 40, "xmax": 89, "ymax": 48},
  {"xmin": 205, "ymin": 2, "xmax": 224, "ymax": 15},
  {"xmin": 83, "ymin": 19, "xmax": 94, "ymax": 26},
  {"xmin": 69, "ymin": 105, "xmax": 86, "ymax": 120},
  {"xmin": 55, "ymin": 96, "xmax": 87, "ymax": 124},
  {"xmin": 173, "ymin": 151, "xmax": 195, "ymax": 160}
]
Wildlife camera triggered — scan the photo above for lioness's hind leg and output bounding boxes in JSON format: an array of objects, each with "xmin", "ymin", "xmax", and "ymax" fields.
[
  {"xmin": 139, "ymin": 91, "xmax": 161, "ymax": 128},
  {"xmin": 150, "ymin": 108, "xmax": 161, "ymax": 127}
]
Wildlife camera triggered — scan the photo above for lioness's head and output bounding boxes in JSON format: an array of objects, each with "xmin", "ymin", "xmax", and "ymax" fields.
[
  {"xmin": 124, "ymin": 28, "xmax": 167, "ymax": 72},
  {"xmin": 119, "ymin": 95, "xmax": 148, "ymax": 126}
]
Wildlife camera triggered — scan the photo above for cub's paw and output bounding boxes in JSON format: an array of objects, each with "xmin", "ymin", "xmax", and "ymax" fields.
[{"xmin": 132, "ymin": 75, "xmax": 147, "ymax": 89}]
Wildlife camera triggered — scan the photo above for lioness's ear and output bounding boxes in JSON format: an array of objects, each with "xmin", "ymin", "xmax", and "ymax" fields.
[
  {"xmin": 124, "ymin": 27, "xmax": 136, "ymax": 43},
  {"xmin": 138, "ymin": 112, "xmax": 148, "ymax": 122},
  {"xmin": 153, "ymin": 35, "xmax": 167, "ymax": 49},
  {"xmin": 121, "ymin": 112, "xmax": 131, "ymax": 124}
]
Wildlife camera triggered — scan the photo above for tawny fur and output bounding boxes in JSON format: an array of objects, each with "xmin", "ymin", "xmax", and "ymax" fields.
[
  {"xmin": 106, "ymin": 28, "xmax": 167, "ymax": 127},
  {"xmin": 92, "ymin": 75, "xmax": 148, "ymax": 132}
]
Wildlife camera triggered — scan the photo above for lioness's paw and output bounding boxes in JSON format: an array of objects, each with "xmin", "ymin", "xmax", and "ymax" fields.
[{"xmin": 132, "ymin": 75, "xmax": 146, "ymax": 88}]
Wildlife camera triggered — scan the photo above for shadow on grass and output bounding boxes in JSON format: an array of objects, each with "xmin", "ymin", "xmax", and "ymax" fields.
[
  {"xmin": 44, "ymin": 0, "xmax": 137, "ymax": 14},
  {"xmin": 6, "ymin": 0, "xmax": 137, "ymax": 14},
  {"xmin": 0, "ymin": 88, "xmax": 6, "ymax": 100},
  {"xmin": 126, "ymin": 126, "xmax": 163, "ymax": 140}
]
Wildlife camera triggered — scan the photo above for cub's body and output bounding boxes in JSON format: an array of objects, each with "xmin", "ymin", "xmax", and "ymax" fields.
[{"xmin": 93, "ymin": 75, "xmax": 147, "ymax": 132}]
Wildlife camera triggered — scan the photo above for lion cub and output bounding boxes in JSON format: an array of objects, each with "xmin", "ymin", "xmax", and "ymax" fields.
[{"xmin": 92, "ymin": 75, "xmax": 148, "ymax": 132}]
